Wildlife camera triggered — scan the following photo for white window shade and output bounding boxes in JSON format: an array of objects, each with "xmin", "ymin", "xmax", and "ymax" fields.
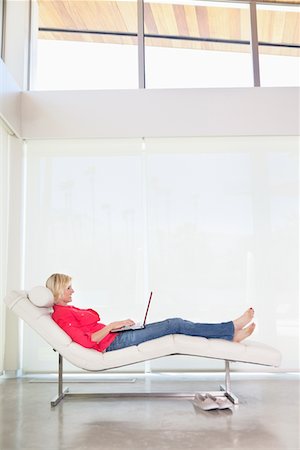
[{"xmin": 23, "ymin": 137, "xmax": 299, "ymax": 373}]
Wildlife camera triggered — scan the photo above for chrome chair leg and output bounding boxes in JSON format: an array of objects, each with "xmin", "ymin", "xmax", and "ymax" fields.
[
  {"xmin": 51, "ymin": 352, "xmax": 69, "ymax": 407},
  {"xmin": 220, "ymin": 360, "xmax": 239, "ymax": 404}
]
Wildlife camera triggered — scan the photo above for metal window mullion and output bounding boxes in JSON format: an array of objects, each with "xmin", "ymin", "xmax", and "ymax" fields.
[
  {"xmin": 26, "ymin": 0, "xmax": 32, "ymax": 90},
  {"xmin": 250, "ymin": 1, "xmax": 260, "ymax": 87},
  {"xmin": 137, "ymin": 0, "xmax": 145, "ymax": 89},
  {"xmin": 1, "ymin": 0, "xmax": 7, "ymax": 60}
]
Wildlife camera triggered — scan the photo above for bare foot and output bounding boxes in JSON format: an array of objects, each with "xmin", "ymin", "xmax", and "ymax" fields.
[
  {"xmin": 233, "ymin": 323, "xmax": 256, "ymax": 342},
  {"xmin": 233, "ymin": 308, "xmax": 254, "ymax": 331}
]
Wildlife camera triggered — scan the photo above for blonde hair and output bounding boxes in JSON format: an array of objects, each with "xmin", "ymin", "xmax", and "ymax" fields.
[{"xmin": 46, "ymin": 273, "xmax": 72, "ymax": 302}]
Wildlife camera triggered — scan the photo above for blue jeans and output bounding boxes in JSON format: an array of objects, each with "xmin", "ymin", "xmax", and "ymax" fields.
[{"xmin": 106, "ymin": 318, "xmax": 234, "ymax": 352}]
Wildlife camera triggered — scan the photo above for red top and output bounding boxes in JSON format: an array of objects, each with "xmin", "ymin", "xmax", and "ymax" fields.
[{"xmin": 52, "ymin": 304, "xmax": 117, "ymax": 352}]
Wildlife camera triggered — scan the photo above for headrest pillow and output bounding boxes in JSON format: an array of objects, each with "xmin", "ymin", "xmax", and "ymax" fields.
[{"xmin": 28, "ymin": 286, "xmax": 54, "ymax": 307}]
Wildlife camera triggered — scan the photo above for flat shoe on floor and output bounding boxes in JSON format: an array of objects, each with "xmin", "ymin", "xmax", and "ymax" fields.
[
  {"xmin": 206, "ymin": 393, "xmax": 233, "ymax": 410},
  {"xmin": 193, "ymin": 393, "xmax": 219, "ymax": 411},
  {"xmin": 215, "ymin": 398, "xmax": 233, "ymax": 409}
]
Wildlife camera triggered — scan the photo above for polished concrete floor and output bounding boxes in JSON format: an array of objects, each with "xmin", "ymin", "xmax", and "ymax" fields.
[{"xmin": 0, "ymin": 372, "xmax": 299, "ymax": 450}]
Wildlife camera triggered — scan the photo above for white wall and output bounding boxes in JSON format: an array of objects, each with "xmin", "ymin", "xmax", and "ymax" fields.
[
  {"xmin": 2, "ymin": 83, "xmax": 299, "ymax": 374},
  {"xmin": 3, "ymin": 86, "xmax": 299, "ymax": 374},
  {"xmin": 21, "ymin": 87, "xmax": 299, "ymax": 139}
]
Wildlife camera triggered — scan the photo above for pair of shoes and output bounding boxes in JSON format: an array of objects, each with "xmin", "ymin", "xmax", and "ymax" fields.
[{"xmin": 194, "ymin": 393, "xmax": 233, "ymax": 410}]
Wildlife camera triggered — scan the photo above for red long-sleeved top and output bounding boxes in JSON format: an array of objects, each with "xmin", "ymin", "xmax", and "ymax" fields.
[{"xmin": 52, "ymin": 304, "xmax": 117, "ymax": 352}]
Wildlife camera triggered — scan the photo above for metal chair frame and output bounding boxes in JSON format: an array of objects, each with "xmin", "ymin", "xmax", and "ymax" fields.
[{"xmin": 51, "ymin": 352, "xmax": 239, "ymax": 407}]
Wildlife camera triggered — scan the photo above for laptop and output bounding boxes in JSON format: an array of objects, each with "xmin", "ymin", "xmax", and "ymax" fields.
[{"xmin": 111, "ymin": 292, "xmax": 153, "ymax": 332}]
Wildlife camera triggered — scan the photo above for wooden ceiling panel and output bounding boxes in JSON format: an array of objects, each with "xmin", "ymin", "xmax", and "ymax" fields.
[
  {"xmin": 38, "ymin": 0, "xmax": 300, "ymax": 56},
  {"xmin": 116, "ymin": 2, "xmax": 137, "ymax": 32},
  {"xmin": 240, "ymin": 7, "xmax": 250, "ymax": 40},
  {"xmin": 173, "ymin": 5, "xmax": 189, "ymax": 36},
  {"xmin": 285, "ymin": 11, "xmax": 300, "ymax": 43},
  {"xmin": 195, "ymin": 7, "xmax": 210, "ymax": 38},
  {"xmin": 144, "ymin": 3, "xmax": 158, "ymax": 34},
  {"xmin": 184, "ymin": 5, "xmax": 199, "ymax": 37},
  {"xmin": 150, "ymin": 3, "xmax": 179, "ymax": 35},
  {"xmin": 39, "ymin": 0, "xmax": 136, "ymax": 32}
]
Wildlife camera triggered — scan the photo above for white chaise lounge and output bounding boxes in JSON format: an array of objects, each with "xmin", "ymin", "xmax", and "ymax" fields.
[{"xmin": 4, "ymin": 287, "xmax": 281, "ymax": 407}]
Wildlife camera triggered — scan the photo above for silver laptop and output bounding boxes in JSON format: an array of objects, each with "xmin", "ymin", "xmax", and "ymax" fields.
[{"xmin": 111, "ymin": 292, "xmax": 153, "ymax": 332}]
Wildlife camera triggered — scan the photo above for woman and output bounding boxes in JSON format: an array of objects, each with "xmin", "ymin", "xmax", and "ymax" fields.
[{"xmin": 47, "ymin": 273, "xmax": 255, "ymax": 353}]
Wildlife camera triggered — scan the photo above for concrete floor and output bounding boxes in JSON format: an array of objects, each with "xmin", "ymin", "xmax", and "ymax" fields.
[{"xmin": 0, "ymin": 372, "xmax": 299, "ymax": 450}]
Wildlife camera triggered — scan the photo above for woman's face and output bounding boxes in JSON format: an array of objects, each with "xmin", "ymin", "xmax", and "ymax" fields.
[{"xmin": 57, "ymin": 285, "xmax": 74, "ymax": 305}]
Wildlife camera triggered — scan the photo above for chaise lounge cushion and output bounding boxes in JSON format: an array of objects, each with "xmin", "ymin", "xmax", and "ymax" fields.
[
  {"xmin": 28, "ymin": 286, "xmax": 54, "ymax": 308},
  {"xmin": 4, "ymin": 289, "xmax": 281, "ymax": 372}
]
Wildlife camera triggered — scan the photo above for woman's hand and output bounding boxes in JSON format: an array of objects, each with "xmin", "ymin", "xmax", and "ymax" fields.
[
  {"xmin": 109, "ymin": 319, "xmax": 135, "ymax": 331},
  {"xmin": 91, "ymin": 319, "xmax": 135, "ymax": 343}
]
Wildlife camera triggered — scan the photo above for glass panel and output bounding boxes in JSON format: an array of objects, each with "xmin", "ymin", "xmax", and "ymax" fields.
[
  {"xmin": 145, "ymin": 0, "xmax": 252, "ymax": 88},
  {"xmin": 33, "ymin": 0, "xmax": 138, "ymax": 90},
  {"xmin": 257, "ymin": 3, "xmax": 300, "ymax": 86}
]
